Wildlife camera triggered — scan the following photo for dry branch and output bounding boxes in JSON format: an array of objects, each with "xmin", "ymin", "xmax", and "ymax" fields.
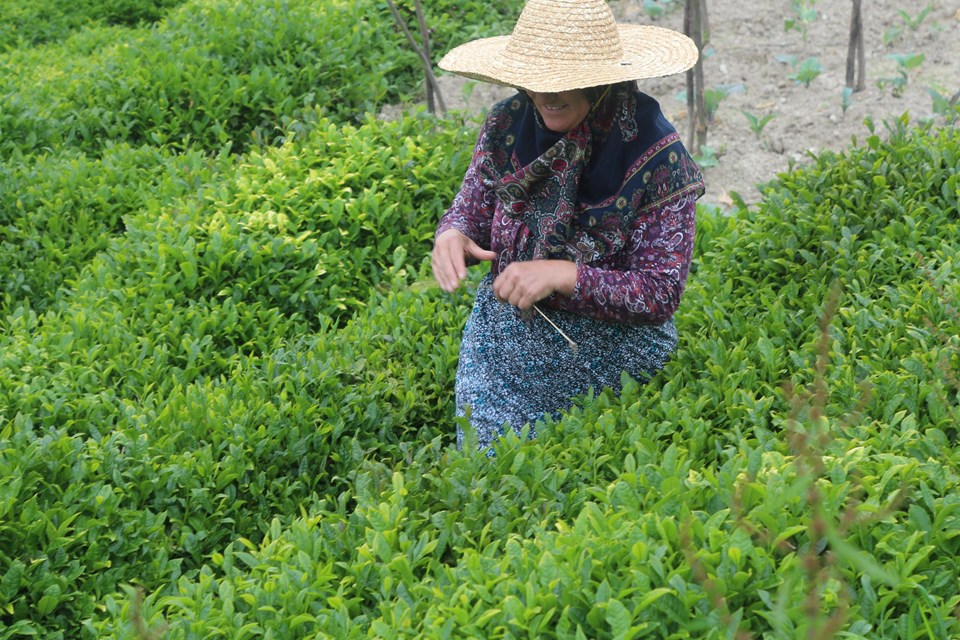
[{"xmin": 385, "ymin": 0, "xmax": 446, "ymax": 114}]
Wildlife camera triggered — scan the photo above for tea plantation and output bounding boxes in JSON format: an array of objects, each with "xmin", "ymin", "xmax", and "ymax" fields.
[{"xmin": 1, "ymin": 1, "xmax": 958, "ymax": 638}]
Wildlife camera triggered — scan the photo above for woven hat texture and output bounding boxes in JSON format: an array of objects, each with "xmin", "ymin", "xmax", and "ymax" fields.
[{"xmin": 438, "ymin": 0, "xmax": 698, "ymax": 93}]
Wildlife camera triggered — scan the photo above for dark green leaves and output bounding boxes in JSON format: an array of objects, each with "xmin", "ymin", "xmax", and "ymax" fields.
[{"xmin": 2, "ymin": 0, "xmax": 960, "ymax": 638}]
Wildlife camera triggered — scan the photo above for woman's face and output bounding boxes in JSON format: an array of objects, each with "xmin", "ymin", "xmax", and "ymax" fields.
[{"xmin": 525, "ymin": 89, "xmax": 592, "ymax": 133}]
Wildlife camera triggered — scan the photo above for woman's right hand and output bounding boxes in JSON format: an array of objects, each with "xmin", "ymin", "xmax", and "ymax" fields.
[{"xmin": 431, "ymin": 229, "xmax": 497, "ymax": 292}]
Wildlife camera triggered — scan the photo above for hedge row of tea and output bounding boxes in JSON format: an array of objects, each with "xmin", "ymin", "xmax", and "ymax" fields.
[
  {"xmin": 0, "ymin": 0, "xmax": 186, "ymax": 51},
  {"xmin": 2, "ymin": 1, "xmax": 959, "ymax": 639},
  {"xmin": 5, "ymin": 114, "xmax": 957, "ymax": 636},
  {"xmin": 74, "ymin": 118, "xmax": 954, "ymax": 640},
  {"xmin": 0, "ymin": 0, "xmax": 518, "ymax": 159},
  {"xmin": 0, "ymin": 106, "xmax": 487, "ymax": 635},
  {"xmin": 0, "ymin": 0, "xmax": 508, "ymax": 636},
  {"xmin": 0, "ymin": 0, "xmax": 517, "ymax": 314}
]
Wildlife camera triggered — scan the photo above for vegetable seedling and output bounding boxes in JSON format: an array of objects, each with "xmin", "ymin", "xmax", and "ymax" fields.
[
  {"xmin": 841, "ymin": 87, "xmax": 855, "ymax": 116},
  {"xmin": 878, "ymin": 53, "xmax": 925, "ymax": 97},
  {"xmin": 778, "ymin": 55, "xmax": 823, "ymax": 88},
  {"xmin": 642, "ymin": 0, "xmax": 679, "ymax": 19},
  {"xmin": 784, "ymin": 0, "xmax": 817, "ymax": 41},
  {"xmin": 742, "ymin": 110, "xmax": 776, "ymax": 138},
  {"xmin": 899, "ymin": 5, "xmax": 933, "ymax": 31},
  {"xmin": 928, "ymin": 87, "xmax": 960, "ymax": 124}
]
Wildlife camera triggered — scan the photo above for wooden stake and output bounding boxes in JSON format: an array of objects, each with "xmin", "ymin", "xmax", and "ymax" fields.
[
  {"xmin": 845, "ymin": 0, "xmax": 865, "ymax": 92},
  {"xmin": 685, "ymin": 0, "xmax": 708, "ymax": 153}
]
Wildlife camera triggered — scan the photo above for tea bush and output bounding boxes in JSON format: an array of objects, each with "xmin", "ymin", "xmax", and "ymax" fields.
[
  {"xmin": 0, "ymin": 0, "xmax": 185, "ymax": 51},
  {"xmin": 0, "ymin": 109, "xmax": 475, "ymax": 433},
  {"xmin": 0, "ymin": 270, "xmax": 472, "ymax": 638},
  {"xmin": 94, "ymin": 405, "xmax": 960, "ymax": 638},
  {"xmin": 2, "ymin": 0, "xmax": 387, "ymax": 156},
  {"xmin": 0, "ymin": 107, "xmax": 473, "ymax": 319},
  {"xmin": 0, "ymin": 144, "xmax": 231, "ymax": 316},
  {"xmin": 0, "ymin": 0, "xmax": 513, "ymax": 316},
  {"xmin": 0, "ymin": 0, "xmax": 517, "ymax": 159},
  {"xmin": 0, "ymin": 106, "xmax": 478, "ymax": 636},
  {"xmin": 82, "ymin": 120, "xmax": 959, "ymax": 639},
  {"xmin": 203, "ymin": 111, "xmax": 477, "ymax": 327},
  {"xmin": 2, "ymin": 0, "xmax": 959, "ymax": 636}
]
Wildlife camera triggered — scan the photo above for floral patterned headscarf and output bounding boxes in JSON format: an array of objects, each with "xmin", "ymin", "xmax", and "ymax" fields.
[{"xmin": 482, "ymin": 82, "xmax": 649, "ymax": 263}]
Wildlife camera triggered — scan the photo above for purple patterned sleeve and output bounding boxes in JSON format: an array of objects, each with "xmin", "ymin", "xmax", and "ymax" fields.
[
  {"xmin": 435, "ymin": 124, "xmax": 496, "ymax": 251},
  {"xmin": 553, "ymin": 190, "xmax": 699, "ymax": 324}
]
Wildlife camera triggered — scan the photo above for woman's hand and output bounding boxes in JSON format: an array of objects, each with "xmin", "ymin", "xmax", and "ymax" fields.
[
  {"xmin": 493, "ymin": 260, "xmax": 578, "ymax": 310},
  {"xmin": 432, "ymin": 229, "xmax": 497, "ymax": 292}
]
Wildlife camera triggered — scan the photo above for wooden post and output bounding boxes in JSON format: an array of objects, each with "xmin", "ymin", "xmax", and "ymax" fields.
[
  {"xmin": 685, "ymin": 0, "xmax": 708, "ymax": 153},
  {"xmin": 700, "ymin": 0, "xmax": 710, "ymax": 43},
  {"xmin": 845, "ymin": 0, "xmax": 865, "ymax": 92}
]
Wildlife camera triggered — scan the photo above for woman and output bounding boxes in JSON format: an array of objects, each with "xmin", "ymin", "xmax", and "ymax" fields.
[{"xmin": 432, "ymin": 0, "xmax": 705, "ymax": 452}]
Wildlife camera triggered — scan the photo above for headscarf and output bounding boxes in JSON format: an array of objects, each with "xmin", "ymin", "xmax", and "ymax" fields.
[{"xmin": 476, "ymin": 82, "xmax": 699, "ymax": 270}]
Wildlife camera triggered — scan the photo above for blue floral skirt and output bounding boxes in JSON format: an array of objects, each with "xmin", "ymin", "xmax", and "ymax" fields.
[{"xmin": 455, "ymin": 273, "xmax": 677, "ymax": 451}]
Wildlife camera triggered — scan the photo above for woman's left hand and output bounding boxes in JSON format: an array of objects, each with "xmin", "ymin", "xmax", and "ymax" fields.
[{"xmin": 492, "ymin": 260, "xmax": 578, "ymax": 310}]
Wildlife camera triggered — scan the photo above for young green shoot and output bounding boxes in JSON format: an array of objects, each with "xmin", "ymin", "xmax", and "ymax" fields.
[
  {"xmin": 784, "ymin": 0, "xmax": 817, "ymax": 42},
  {"xmin": 693, "ymin": 144, "xmax": 721, "ymax": 168},
  {"xmin": 778, "ymin": 55, "xmax": 823, "ymax": 88},
  {"xmin": 642, "ymin": 0, "xmax": 679, "ymax": 20},
  {"xmin": 841, "ymin": 86, "xmax": 855, "ymax": 116},
  {"xmin": 742, "ymin": 110, "xmax": 776, "ymax": 138},
  {"xmin": 928, "ymin": 86, "xmax": 960, "ymax": 124},
  {"xmin": 899, "ymin": 5, "xmax": 933, "ymax": 31},
  {"xmin": 878, "ymin": 53, "xmax": 925, "ymax": 97},
  {"xmin": 704, "ymin": 83, "xmax": 744, "ymax": 121}
]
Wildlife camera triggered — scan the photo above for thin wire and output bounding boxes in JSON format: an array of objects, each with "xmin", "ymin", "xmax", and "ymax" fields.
[{"xmin": 533, "ymin": 304, "xmax": 578, "ymax": 353}]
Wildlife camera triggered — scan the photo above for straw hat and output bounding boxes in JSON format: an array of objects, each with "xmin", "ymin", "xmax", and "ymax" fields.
[{"xmin": 438, "ymin": 0, "xmax": 699, "ymax": 94}]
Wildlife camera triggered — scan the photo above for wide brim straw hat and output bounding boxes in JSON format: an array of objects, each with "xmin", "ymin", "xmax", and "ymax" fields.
[{"xmin": 438, "ymin": 0, "xmax": 699, "ymax": 94}]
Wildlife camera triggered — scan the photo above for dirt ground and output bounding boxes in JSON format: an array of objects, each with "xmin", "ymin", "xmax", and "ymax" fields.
[{"xmin": 430, "ymin": 0, "xmax": 960, "ymax": 210}]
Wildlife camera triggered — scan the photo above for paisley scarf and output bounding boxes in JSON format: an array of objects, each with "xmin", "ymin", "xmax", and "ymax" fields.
[{"xmin": 478, "ymin": 82, "xmax": 681, "ymax": 266}]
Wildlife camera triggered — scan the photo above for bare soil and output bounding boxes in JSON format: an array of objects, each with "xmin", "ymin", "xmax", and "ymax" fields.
[{"xmin": 427, "ymin": 0, "xmax": 960, "ymax": 210}]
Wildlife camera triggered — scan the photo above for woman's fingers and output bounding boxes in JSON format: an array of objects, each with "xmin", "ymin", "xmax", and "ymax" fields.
[
  {"xmin": 493, "ymin": 263, "xmax": 546, "ymax": 309},
  {"xmin": 466, "ymin": 243, "xmax": 497, "ymax": 263},
  {"xmin": 433, "ymin": 243, "xmax": 464, "ymax": 292},
  {"xmin": 493, "ymin": 260, "xmax": 577, "ymax": 309},
  {"xmin": 432, "ymin": 230, "xmax": 495, "ymax": 292}
]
